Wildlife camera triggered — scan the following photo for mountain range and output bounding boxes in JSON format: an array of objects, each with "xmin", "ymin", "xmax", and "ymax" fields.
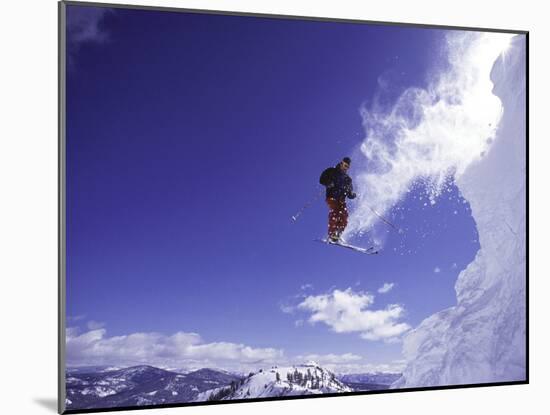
[{"xmin": 65, "ymin": 363, "xmax": 401, "ymax": 410}]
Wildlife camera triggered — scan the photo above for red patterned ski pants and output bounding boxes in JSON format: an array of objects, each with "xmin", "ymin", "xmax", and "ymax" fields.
[{"xmin": 326, "ymin": 197, "xmax": 348, "ymax": 238}]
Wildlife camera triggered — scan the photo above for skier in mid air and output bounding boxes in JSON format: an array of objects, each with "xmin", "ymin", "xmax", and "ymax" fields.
[{"xmin": 319, "ymin": 157, "xmax": 356, "ymax": 243}]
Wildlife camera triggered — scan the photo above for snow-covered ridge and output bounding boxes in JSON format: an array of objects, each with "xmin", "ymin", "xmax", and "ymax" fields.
[
  {"xmin": 393, "ymin": 35, "xmax": 526, "ymax": 388},
  {"xmin": 194, "ymin": 362, "xmax": 352, "ymax": 401}
]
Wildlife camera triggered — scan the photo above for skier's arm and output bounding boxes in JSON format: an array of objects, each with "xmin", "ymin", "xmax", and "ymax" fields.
[{"xmin": 347, "ymin": 179, "xmax": 357, "ymax": 199}]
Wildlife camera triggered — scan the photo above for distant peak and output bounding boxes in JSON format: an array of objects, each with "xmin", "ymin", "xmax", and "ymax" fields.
[{"xmin": 126, "ymin": 365, "xmax": 155, "ymax": 370}]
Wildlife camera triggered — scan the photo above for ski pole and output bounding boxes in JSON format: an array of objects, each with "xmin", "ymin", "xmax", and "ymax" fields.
[
  {"xmin": 291, "ymin": 189, "xmax": 324, "ymax": 222},
  {"xmin": 366, "ymin": 204, "xmax": 403, "ymax": 233}
]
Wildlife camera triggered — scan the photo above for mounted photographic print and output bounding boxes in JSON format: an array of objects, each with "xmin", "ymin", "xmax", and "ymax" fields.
[{"xmin": 58, "ymin": 1, "xmax": 528, "ymax": 413}]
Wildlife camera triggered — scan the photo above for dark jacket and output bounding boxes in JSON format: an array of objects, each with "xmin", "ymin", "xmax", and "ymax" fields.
[{"xmin": 319, "ymin": 165, "xmax": 356, "ymax": 201}]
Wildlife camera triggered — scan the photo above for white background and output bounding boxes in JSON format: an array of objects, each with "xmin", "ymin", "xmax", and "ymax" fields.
[{"xmin": 0, "ymin": 0, "xmax": 546, "ymax": 414}]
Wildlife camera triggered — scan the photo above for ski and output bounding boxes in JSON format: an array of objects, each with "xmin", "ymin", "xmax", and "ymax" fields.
[{"xmin": 315, "ymin": 238, "xmax": 379, "ymax": 255}]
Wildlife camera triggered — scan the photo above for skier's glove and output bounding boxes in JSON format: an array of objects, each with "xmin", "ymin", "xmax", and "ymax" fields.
[{"xmin": 349, "ymin": 192, "xmax": 357, "ymax": 199}]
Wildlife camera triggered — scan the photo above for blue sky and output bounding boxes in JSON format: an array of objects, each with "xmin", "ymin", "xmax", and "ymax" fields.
[{"xmin": 65, "ymin": 5, "xmax": 480, "ymax": 372}]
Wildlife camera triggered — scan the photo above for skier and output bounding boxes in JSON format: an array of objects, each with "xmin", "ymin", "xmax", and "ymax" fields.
[{"xmin": 319, "ymin": 157, "xmax": 356, "ymax": 243}]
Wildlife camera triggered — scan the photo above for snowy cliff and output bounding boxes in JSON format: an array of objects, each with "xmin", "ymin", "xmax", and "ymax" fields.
[{"xmin": 393, "ymin": 35, "xmax": 526, "ymax": 388}]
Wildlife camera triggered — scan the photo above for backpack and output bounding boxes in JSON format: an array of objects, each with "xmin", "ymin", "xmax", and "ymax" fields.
[{"xmin": 319, "ymin": 167, "xmax": 336, "ymax": 186}]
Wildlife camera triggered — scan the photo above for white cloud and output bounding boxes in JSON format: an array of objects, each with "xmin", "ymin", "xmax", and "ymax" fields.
[
  {"xmin": 65, "ymin": 325, "xmax": 407, "ymax": 375},
  {"xmin": 301, "ymin": 284, "xmax": 314, "ymax": 291},
  {"xmin": 67, "ymin": 314, "xmax": 86, "ymax": 322},
  {"xmin": 378, "ymin": 282, "xmax": 395, "ymax": 294},
  {"xmin": 66, "ymin": 6, "xmax": 115, "ymax": 68},
  {"xmin": 68, "ymin": 7, "xmax": 113, "ymax": 46},
  {"xmin": 66, "ymin": 328, "xmax": 284, "ymax": 372},
  {"xmin": 329, "ymin": 360, "xmax": 407, "ymax": 375},
  {"xmin": 87, "ymin": 320, "xmax": 105, "ymax": 330},
  {"xmin": 297, "ymin": 288, "xmax": 410, "ymax": 342},
  {"xmin": 295, "ymin": 353, "xmax": 363, "ymax": 364},
  {"xmin": 280, "ymin": 304, "xmax": 295, "ymax": 314},
  {"xmin": 360, "ymin": 317, "xmax": 412, "ymax": 341},
  {"xmin": 434, "ymin": 267, "xmax": 441, "ymax": 273}
]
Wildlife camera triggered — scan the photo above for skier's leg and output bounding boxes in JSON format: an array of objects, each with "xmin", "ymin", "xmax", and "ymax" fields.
[
  {"xmin": 341, "ymin": 202, "xmax": 349, "ymax": 232},
  {"xmin": 335, "ymin": 201, "xmax": 348, "ymax": 239},
  {"xmin": 326, "ymin": 198, "xmax": 339, "ymax": 241}
]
